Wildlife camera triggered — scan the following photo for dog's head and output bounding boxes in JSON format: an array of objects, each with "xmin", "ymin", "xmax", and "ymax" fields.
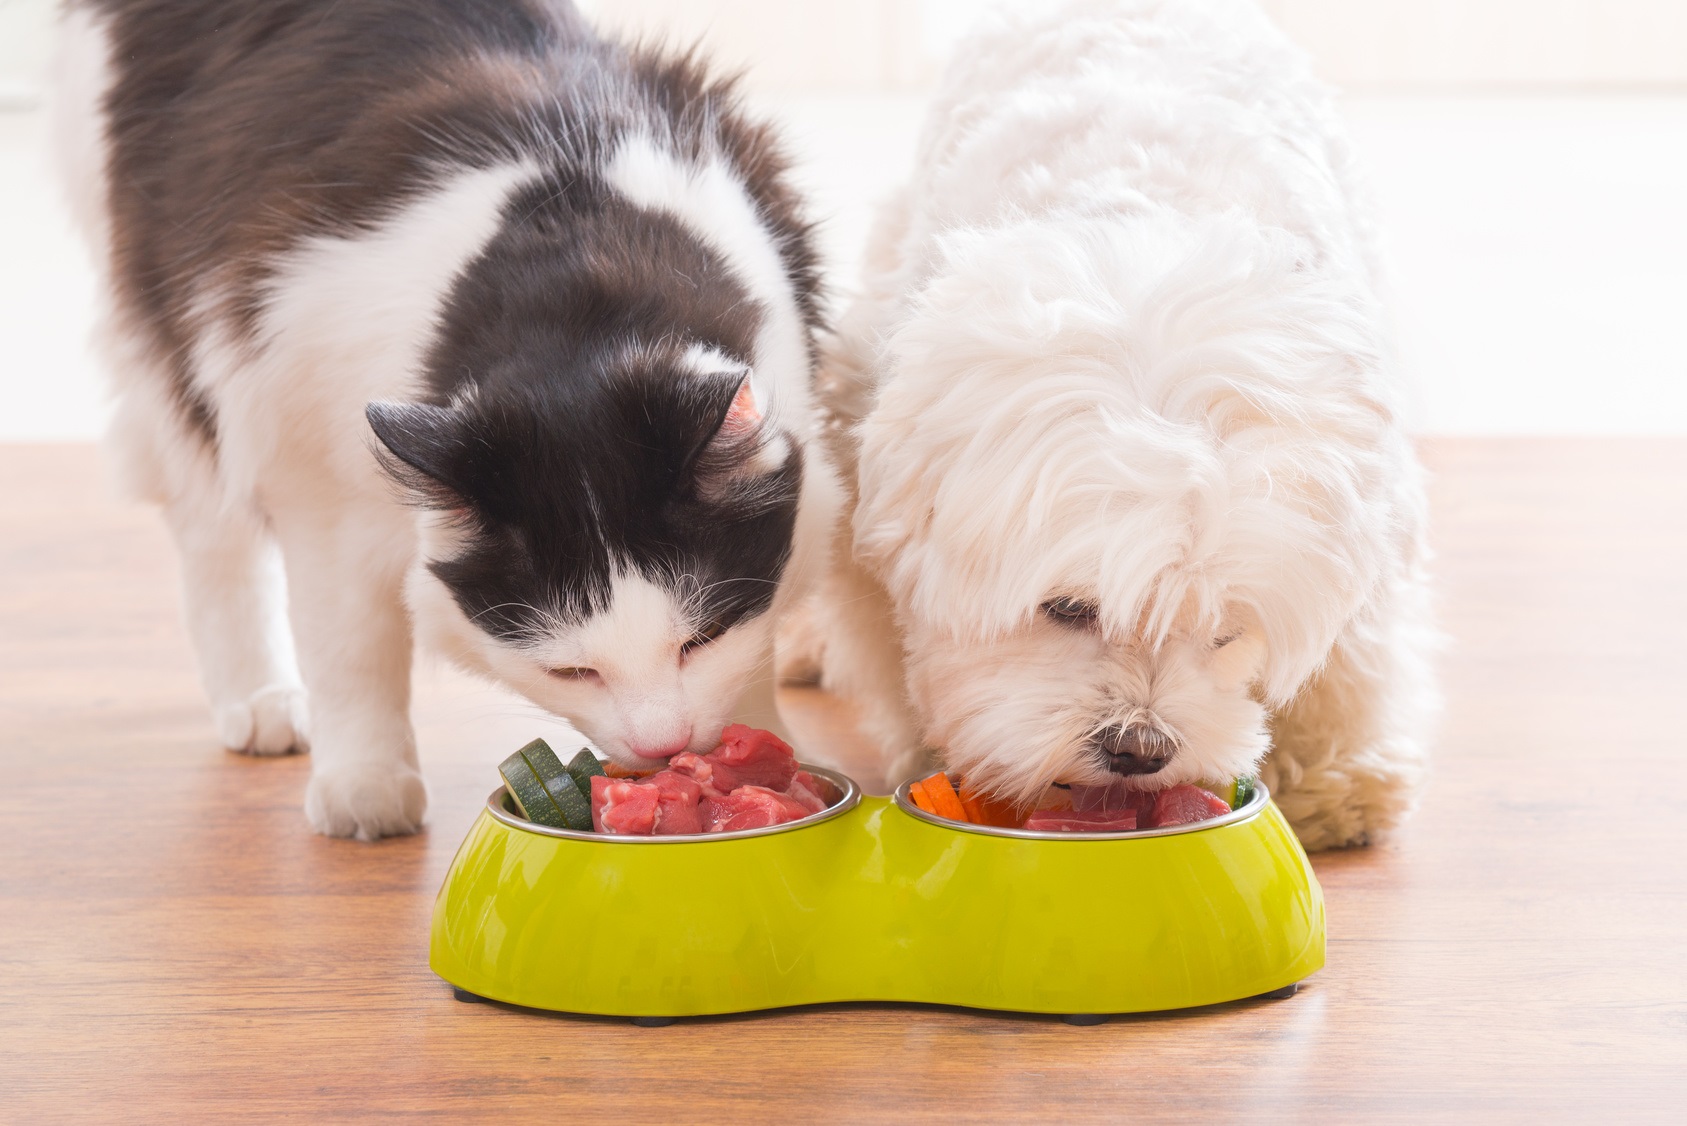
[{"xmin": 852, "ymin": 214, "xmax": 1407, "ymax": 805}]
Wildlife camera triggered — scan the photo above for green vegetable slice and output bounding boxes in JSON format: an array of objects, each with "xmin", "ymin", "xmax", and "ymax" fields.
[
  {"xmin": 1233, "ymin": 775, "xmax": 1258, "ymax": 808},
  {"xmin": 544, "ymin": 772, "xmax": 594, "ymax": 832},
  {"xmin": 566, "ymin": 748, "xmax": 607, "ymax": 789},
  {"xmin": 1199, "ymin": 778, "xmax": 1237, "ymax": 806},
  {"xmin": 499, "ymin": 751, "xmax": 565, "ymax": 827},
  {"xmin": 516, "ymin": 738, "xmax": 569, "ymax": 788}
]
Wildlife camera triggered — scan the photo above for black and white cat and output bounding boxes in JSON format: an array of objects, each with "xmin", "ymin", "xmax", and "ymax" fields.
[{"xmin": 53, "ymin": 0, "xmax": 839, "ymax": 839}]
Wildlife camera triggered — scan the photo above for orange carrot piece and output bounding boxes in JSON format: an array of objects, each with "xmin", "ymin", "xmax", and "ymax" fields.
[
  {"xmin": 603, "ymin": 761, "xmax": 646, "ymax": 778},
  {"xmin": 907, "ymin": 778, "xmax": 937, "ymax": 814},
  {"xmin": 918, "ymin": 772, "xmax": 969, "ymax": 822},
  {"xmin": 958, "ymin": 784, "xmax": 1024, "ymax": 828},
  {"xmin": 983, "ymin": 798, "xmax": 1028, "ymax": 828}
]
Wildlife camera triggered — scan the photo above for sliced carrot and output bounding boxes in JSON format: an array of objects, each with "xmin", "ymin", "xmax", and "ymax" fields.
[
  {"xmin": 907, "ymin": 778, "xmax": 937, "ymax": 815},
  {"xmin": 603, "ymin": 761, "xmax": 646, "ymax": 779},
  {"xmin": 918, "ymin": 772, "xmax": 969, "ymax": 823},
  {"xmin": 959, "ymin": 784, "xmax": 1025, "ymax": 829}
]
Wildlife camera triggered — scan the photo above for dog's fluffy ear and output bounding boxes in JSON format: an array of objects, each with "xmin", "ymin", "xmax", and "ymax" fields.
[
  {"xmin": 691, "ymin": 373, "xmax": 792, "ymax": 506},
  {"xmin": 366, "ymin": 401, "xmax": 472, "ymax": 510}
]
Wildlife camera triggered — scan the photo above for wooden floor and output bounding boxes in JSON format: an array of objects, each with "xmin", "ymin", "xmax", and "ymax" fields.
[{"xmin": 2, "ymin": 440, "xmax": 1684, "ymax": 1122}]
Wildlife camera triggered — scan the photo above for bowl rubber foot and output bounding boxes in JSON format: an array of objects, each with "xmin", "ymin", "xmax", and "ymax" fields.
[
  {"xmin": 1256, "ymin": 983, "xmax": 1299, "ymax": 1001},
  {"xmin": 631, "ymin": 1016, "xmax": 675, "ymax": 1027},
  {"xmin": 1062, "ymin": 1014, "xmax": 1110, "ymax": 1026},
  {"xmin": 452, "ymin": 987, "xmax": 485, "ymax": 1004}
]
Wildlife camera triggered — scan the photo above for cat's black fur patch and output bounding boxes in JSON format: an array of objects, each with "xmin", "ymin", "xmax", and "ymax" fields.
[{"xmin": 89, "ymin": 0, "xmax": 820, "ymax": 642}]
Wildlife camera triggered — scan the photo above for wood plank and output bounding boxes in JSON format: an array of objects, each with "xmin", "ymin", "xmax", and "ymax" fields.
[{"xmin": 1, "ymin": 439, "xmax": 1684, "ymax": 1121}]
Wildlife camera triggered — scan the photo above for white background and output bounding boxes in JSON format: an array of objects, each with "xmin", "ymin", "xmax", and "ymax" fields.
[{"xmin": 2, "ymin": 0, "xmax": 1685, "ymax": 437}]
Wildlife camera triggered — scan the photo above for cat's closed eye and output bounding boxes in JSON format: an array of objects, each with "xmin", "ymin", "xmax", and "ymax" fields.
[
  {"xmin": 681, "ymin": 615, "xmax": 734, "ymax": 656},
  {"xmin": 548, "ymin": 666, "xmax": 601, "ymax": 683}
]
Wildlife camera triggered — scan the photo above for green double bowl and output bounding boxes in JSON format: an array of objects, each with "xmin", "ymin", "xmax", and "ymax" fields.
[{"xmin": 429, "ymin": 766, "xmax": 1325, "ymax": 1019}]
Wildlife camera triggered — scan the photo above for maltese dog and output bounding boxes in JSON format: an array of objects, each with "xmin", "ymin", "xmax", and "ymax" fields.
[{"xmin": 811, "ymin": 0, "xmax": 1436, "ymax": 850}]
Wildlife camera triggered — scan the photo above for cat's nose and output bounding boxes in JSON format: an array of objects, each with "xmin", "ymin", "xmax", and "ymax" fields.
[
  {"xmin": 1093, "ymin": 724, "xmax": 1175, "ymax": 776},
  {"xmin": 627, "ymin": 737, "xmax": 690, "ymax": 760}
]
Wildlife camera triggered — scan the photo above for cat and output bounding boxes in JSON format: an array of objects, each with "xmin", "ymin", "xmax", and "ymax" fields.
[{"xmin": 53, "ymin": 0, "xmax": 839, "ymax": 839}]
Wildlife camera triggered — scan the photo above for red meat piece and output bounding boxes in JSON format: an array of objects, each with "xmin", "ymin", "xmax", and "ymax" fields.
[
  {"xmin": 699, "ymin": 796, "xmax": 733, "ymax": 833},
  {"xmin": 1023, "ymin": 808, "xmax": 1139, "ymax": 832},
  {"xmin": 704, "ymin": 785, "xmax": 812, "ymax": 833},
  {"xmin": 667, "ymin": 752, "xmax": 727, "ymax": 798},
  {"xmin": 706, "ymin": 724, "xmax": 799, "ymax": 791},
  {"xmin": 646, "ymin": 770, "xmax": 704, "ymax": 835},
  {"xmin": 590, "ymin": 775, "xmax": 659, "ymax": 835},
  {"xmin": 786, "ymin": 770, "xmax": 829, "ymax": 814},
  {"xmin": 1149, "ymin": 784, "xmax": 1232, "ymax": 828}
]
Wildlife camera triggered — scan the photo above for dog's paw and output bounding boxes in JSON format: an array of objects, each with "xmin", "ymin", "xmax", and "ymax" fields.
[
  {"xmin": 304, "ymin": 762, "xmax": 428, "ymax": 841},
  {"xmin": 216, "ymin": 685, "xmax": 309, "ymax": 756}
]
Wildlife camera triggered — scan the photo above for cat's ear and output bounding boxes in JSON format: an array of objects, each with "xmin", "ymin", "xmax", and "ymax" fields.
[
  {"xmin": 366, "ymin": 401, "xmax": 471, "ymax": 510},
  {"xmin": 718, "ymin": 374, "xmax": 764, "ymax": 437},
  {"xmin": 693, "ymin": 373, "xmax": 791, "ymax": 506}
]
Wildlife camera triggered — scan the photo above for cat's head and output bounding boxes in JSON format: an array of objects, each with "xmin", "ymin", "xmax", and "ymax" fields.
[{"xmin": 368, "ymin": 341, "xmax": 801, "ymax": 766}]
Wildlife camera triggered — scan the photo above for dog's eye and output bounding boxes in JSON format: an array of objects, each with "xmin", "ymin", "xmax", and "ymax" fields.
[
  {"xmin": 1041, "ymin": 597, "xmax": 1100, "ymax": 629},
  {"xmin": 1212, "ymin": 633, "xmax": 1241, "ymax": 649},
  {"xmin": 548, "ymin": 666, "xmax": 600, "ymax": 683},
  {"xmin": 681, "ymin": 615, "xmax": 734, "ymax": 656}
]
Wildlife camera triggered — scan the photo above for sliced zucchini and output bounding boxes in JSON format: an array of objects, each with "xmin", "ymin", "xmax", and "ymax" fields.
[
  {"xmin": 516, "ymin": 738, "xmax": 569, "ymax": 788},
  {"xmin": 566, "ymin": 748, "xmax": 607, "ymax": 789},
  {"xmin": 499, "ymin": 751, "xmax": 565, "ymax": 827},
  {"xmin": 544, "ymin": 772, "xmax": 594, "ymax": 832},
  {"xmin": 1199, "ymin": 778, "xmax": 1236, "ymax": 806}
]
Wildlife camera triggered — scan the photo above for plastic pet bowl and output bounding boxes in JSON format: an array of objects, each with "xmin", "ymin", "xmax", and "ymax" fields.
[{"xmin": 429, "ymin": 766, "xmax": 1325, "ymax": 1020}]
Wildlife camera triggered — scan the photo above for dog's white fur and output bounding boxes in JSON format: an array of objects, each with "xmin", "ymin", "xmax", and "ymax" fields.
[
  {"xmin": 813, "ymin": 0, "xmax": 1435, "ymax": 849},
  {"xmin": 53, "ymin": 8, "xmax": 836, "ymax": 839}
]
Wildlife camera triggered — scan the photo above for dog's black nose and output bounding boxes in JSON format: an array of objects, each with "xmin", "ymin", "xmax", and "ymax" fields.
[{"xmin": 1094, "ymin": 724, "xmax": 1175, "ymax": 775}]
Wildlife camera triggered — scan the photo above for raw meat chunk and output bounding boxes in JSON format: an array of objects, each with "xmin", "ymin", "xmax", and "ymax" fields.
[
  {"xmin": 646, "ymin": 770, "xmax": 704, "ymax": 835},
  {"xmin": 706, "ymin": 724, "xmax": 799, "ymax": 791},
  {"xmin": 590, "ymin": 776, "xmax": 660, "ymax": 835},
  {"xmin": 551, "ymin": 727, "xmax": 827, "ymax": 836},
  {"xmin": 706, "ymin": 785, "xmax": 812, "ymax": 832},
  {"xmin": 1149, "ymin": 784, "xmax": 1232, "ymax": 827},
  {"xmin": 666, "ymin": 752, "xmax": 727, "ymax": 798},
  {"xmin": 786, "ymin": 770, "xmax": 828, "ymax": 814},
  {"xmin": 1024, "ymin": 808, "xmax": 1139, "ymax": 832}
]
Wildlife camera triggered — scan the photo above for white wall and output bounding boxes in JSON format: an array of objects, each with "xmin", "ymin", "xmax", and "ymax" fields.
[
  {"xmin": 1262, "ymin": 0, "xmax": 1687, "ymax": 88},
  {"xmin": 2, "ymin": 2, "xmax": 1684, "ymax": 437},
  {"xmin": 6, "ymin": 2, "xmax": 1684, "ymax": 101},
  {"xmin": 0, "ymin": 0, "xmax": 55, "ymax": 105},
  {"xmin": 579, "ymin": 0, "xmax": 1687, "ymax": 93}
]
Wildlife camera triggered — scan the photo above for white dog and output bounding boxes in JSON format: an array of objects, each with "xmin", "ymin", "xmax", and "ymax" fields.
[{"xmin": 812, "ymin": 0, "xmax": 1436, "ymax": 850}]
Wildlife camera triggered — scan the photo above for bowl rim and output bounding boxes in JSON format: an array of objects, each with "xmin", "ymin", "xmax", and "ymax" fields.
[
  {"xmin": 891, "ymin": 776, "xmax": 1270, "ymax": 840},
  {"xmin": 483, "ymin": 762, "xmax": 862, "ymax": 843}
]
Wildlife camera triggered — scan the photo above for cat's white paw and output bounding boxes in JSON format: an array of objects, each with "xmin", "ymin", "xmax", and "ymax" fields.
[
  {"xmin": 216, "ymin": 685, "xmax": 310, "ymax": 755},
  {"xmin": 305, "ymin": 761, "xmax": 428, "ymax": 840}
]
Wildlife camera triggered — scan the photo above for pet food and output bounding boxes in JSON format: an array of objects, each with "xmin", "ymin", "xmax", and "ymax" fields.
[
  {"xmin": 1023, "ymin": 808, "xmax": 1139, "ymax": 832},
  {"xmin": 700, "ymin": 785, "xmax": 815, "ymax": 832},
  {"xmin": 501, "ymin": 726, "xmax": 834, "ymax": 836},
  {"xmin": 909, "ymin": 772, "xmax": 1248, "ymax": 833},
  {"xmin": 497, "ymin": 738, "xmax": 598, "ymax": 831}
]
